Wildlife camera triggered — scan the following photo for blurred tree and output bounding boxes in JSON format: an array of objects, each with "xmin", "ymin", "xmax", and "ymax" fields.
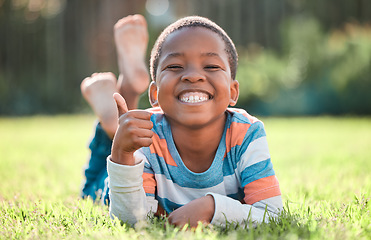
[
  {"xmin": 0, "ymin": 0, "xmax": 147, "ymax": 114},
  {"xmin": 0, "ymin": 0, "xmax": 370, "ymax": 115}
]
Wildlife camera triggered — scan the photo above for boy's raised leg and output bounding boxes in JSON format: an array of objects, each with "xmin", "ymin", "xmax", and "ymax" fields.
[
  {"xmin": 114, "ymin": 14, "xmax": 149, "ymax": 109},
  {"xmin": 81, "ymin": 72, "xmax": 118, "ymax": 139},
  {"xmin": 80, "ymin": 15, "xmax": 150, "ymax": 202}
]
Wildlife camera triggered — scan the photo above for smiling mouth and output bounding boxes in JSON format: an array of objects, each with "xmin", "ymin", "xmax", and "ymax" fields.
[{"xmin": 178, "ymin": 91, "xmax": 211, "ymax": 103}]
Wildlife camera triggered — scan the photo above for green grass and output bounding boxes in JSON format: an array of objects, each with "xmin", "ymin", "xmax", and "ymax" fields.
[{"xmin": 0, "ymin": 115, "xmax": 370, "ymax": 239}]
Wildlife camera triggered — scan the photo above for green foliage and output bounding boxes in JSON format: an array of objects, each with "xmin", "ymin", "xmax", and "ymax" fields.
[
  {"xmin": 1, "ymin": 1, "xmax": 371, "ymax": 115},
  {"xmin": 236, "ymin": 18, "xmax": 371, "ymax": 115},
  {"xmin": 0, "ymin": 115, "xmax": 370, "ymax": 239}
]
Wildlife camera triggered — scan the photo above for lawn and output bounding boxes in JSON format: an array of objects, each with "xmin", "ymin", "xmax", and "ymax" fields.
[{"xmin": 0, "ymin": 115, "xmax": 370, "ymax": 239}]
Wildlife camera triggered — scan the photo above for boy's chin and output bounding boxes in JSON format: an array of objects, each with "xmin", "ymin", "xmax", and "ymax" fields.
[{"xmin": 168, "ymin": 113, "xmax": 226, "ymax": 129}]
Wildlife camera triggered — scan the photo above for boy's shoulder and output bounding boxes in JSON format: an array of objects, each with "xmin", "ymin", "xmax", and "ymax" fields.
[
  {"xmin": 225, "ymin": 108, "xmax": 266, "ymax": 151},
  {"xmin": 226, "ymin": 107, "xmax": 261, "ymax": 125}
]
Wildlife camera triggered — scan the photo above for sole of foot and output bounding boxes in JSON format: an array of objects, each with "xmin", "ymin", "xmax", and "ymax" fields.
[
  {"xmin": 114, "ymin": 14, "xmax": 150, "ymax": 95},
  {"xmin": 81, "ymin": 72, "xmax": 119, "ymax": 138}
]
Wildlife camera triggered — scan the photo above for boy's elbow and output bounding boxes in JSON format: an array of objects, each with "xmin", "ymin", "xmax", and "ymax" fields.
[
  {"xmin": 109, "ymin": 203, "xmax": 147, "ymax": 226},
  {"xmin": 109, "ymin": 209, "xmax": 139, "ymax": 226},
  {"xmin": 252, "ymin": 195, "xmax": 284, "ymax": 223}
]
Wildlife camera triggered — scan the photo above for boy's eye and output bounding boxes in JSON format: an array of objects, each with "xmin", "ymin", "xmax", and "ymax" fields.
[
  {"xmin": 205, "ymin": 65, "xmax": 221, "ymax": 70},
  {"xmin": 166, "ymin": 65, "xmax": 183, "ymax": 70}
]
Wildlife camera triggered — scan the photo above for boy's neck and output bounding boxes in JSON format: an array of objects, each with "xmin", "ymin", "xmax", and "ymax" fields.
[{"xmin": 169, "ymin": 112, "xmax": 227, "ymax": 173}]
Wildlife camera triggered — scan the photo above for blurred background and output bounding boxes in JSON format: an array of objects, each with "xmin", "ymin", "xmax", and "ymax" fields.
[{"xmin": 0, "ymin": 0, "xmax": 370, "ymax": 116}]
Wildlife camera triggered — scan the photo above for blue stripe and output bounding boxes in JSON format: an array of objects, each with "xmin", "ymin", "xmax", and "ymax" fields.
[
  {"xmin": 156, "ymin": 190, "xmax": 245, "ymax": 214},
  {"xmin": 227, "ymin": 188, "xmax": 245, "ymax": 202},
  {"xmin": 150, "ymin": 113, "xmax": 166, "ymax": 139},
  {"xmin": 143, "ymin": 160, "xmax": 154, "ymax": 174},
  {"xmin": 240, "ymin": 159, "xmax": 275, "ymax": 186},
  {"xmin": 157, "ymin": 191, "xmax": 246, "ymax": 214},
  {"xmin": 222, "ymin": 155, "xmax": 238, "ymax": 177},
  {"xmin": 240, "ymin": 122, "xmax": 266, "ymax": 151},
  {"xmin": 143, "ymin": 147, "xmax": 225, "ymax": 188},
  {"xmin": 167, "ymin": 165, "xmax": 224, "ymax": 188},
  {"xmin": 222, "ymin": 123, "xmax": 267, "ymax": 177},
  {"xmin": 156, "ymin": 196, "xmax": 183, "ymax": 213}
]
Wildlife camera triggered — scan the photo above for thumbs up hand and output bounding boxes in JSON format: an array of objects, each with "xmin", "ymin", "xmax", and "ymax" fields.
[{"xmin": 111, "ymin": 93, "xmax": 153, "ymax": 165}]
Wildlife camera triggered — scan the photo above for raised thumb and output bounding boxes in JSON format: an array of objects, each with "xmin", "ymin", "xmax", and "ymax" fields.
[{"xmin": 113, "ymin": 92, "xmax": 129, "ymax": 117}]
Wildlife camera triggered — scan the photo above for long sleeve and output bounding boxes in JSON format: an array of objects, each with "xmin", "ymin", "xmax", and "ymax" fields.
[
  {"xmin": 207, "ymin": 192, "xmax": 282, "ymax": 226},
  {"xmin": 207, "ymin": 111, "xmax": 283, "ymax": 227},
  {"xmin": 107, "ymin": 151, "xmax": 158, "ymax": 225}
]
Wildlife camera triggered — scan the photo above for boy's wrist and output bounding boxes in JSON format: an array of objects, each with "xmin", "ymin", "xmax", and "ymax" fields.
[
  {"xmin": 204, "ymin": 195, "xmax": 216, "ymax": 222},
  {"xmin": 111, "ymin": 150, "xmax": 135, "ymax": 165}
]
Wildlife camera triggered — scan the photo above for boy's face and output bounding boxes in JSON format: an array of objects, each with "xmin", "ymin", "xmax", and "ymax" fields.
[{"xmin": 150, "ymin": 27, "xmax": 239, "ymax": 129}]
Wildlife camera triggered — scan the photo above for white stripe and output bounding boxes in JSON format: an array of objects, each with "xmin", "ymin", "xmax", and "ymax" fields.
[
  {"xmin": 223, "ymin": 174, "xmax": 241, "ymax": 195},
  {"xmin": 237, "ymin": 136, "xmax": 270, "ymax": 173},
  {"xmin": 155, "ymin": 174, "xmax": 227, "ymax": 205}
]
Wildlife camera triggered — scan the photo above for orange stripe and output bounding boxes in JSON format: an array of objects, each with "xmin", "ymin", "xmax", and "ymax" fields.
[
  {"xmin": 227, "ymin": 108, "xmax": 260, "ymax": 124},
  {"xmin": 150, "ymin": 133, "xmax": 177, "ymax": 167},
  {"xmin": 243, "ymin": 175, "xmax": 281, "ymax": 205},
  {"xmin": 142, "ymin": 172, "xmax": 156, "ymax": 194},
  {"xmin": 225, "ymin": 121, "xmax": 251, "ymax": 154}
]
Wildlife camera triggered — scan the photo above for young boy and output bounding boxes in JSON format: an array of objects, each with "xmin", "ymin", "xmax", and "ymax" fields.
[{"xmin": 81, "ymin": 14, "xmax": 282, "ymax": 228}]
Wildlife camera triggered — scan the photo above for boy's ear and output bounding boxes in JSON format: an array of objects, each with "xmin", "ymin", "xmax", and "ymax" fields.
[
  {"xmin": 229, "ymin": 79, "xmax": 239, "ymax": 106},
  {"xmin": 149, "ymin": 81, "xmax": 159, "ymax": 107}
]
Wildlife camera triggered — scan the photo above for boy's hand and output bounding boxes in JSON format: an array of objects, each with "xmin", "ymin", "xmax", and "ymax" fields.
[
  {"xmin": 167, "ymin": 195, "xmax": 215, "ymax": 228},
  {"xmin": 111, "ymin": 93, "xmax": 153, "ymax": 165}
]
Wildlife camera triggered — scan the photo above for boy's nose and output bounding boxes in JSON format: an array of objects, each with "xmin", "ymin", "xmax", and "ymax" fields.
[{"xmin": 180, "ymin": 67, "xmax": 206, "ymax": 83}]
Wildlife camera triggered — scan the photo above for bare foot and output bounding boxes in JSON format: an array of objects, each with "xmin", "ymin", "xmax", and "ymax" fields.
[
  {"xmin": 81, "ymin": 72, "xmax": 118, "ymax": 138},
  {"xmin": 114, "ymin": 14, "xmax": 150, "ymax": 95}
]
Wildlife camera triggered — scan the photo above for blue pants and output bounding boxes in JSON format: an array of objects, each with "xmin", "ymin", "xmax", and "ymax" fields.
[{"xmin": 81, "ymin": 122, "xmax": 111, "ymax": 204}]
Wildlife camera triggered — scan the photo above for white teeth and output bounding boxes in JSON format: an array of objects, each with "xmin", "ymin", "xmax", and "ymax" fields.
[{"xmin": 179, "ymin": 92, "xmax": 209, "ymax": 103}]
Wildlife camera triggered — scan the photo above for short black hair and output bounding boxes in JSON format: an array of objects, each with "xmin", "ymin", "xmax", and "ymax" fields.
[{"xmin": 150, "ymin": 16, "xmax": 238, "ymax": 81}]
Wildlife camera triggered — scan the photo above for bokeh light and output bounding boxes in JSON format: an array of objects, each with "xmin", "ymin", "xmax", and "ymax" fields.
[{"xmin": 145, "ymin": 0, "xmax": 169, "ymax": 16}]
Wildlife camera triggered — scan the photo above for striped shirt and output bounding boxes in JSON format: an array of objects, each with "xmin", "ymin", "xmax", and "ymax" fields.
[{"xmin": 108, "ymin": 107, "xmax": 282, "ymax": 226}]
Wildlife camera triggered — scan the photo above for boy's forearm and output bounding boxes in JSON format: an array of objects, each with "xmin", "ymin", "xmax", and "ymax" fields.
[
  {"xmin": 206, "ymin": 192, "xmax": 283, "ymax": 227},
  {"xmin": 107, "ymin": 153, "xmax": 148, "ymax": 225},
  {"xmin": 167, "ymin": 195, "xmax": 215, "ymax": 227}
]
